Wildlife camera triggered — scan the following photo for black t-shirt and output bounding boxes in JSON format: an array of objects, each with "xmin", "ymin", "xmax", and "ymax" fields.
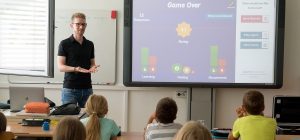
[{"xmin": 58, "ymin": 35, "xmax": 95, "ymax": 89}]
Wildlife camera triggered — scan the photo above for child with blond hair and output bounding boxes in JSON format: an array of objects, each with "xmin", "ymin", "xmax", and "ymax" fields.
[
  {"xmin": 54, "ymin": 116, "xmax": 86, "ymax": 140},
  {"xmin": 81, "ymin": 94, "xmax": 120, "ymax": 140},
  {"xmin": 174, "ymin": 121, "xmax": 212, "ymax": 140}
]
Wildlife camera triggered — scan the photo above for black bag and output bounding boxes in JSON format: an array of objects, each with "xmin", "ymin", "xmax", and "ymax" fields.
[
  {"xmin": 0, "ymin": 102, "xmax": 10, "ymax": 109},
  {"xmin": 50, "ymin": 103, "xmax": 80, "ymax": 115},
  {"xmin": 44, "ymin": 97, "xmax": 56, "ymax": 107}
]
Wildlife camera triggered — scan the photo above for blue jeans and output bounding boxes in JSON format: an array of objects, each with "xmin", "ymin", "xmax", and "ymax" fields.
[{"xmin": 61, "ymin": 88, "xmax": 93, "ymax": 108}]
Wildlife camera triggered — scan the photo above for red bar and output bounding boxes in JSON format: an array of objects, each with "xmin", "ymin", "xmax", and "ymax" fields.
[
  {"xmin": 241, "ymin": 15, "xmax": 262, "ymax": 23},
  {"xmin": 111, "ymin": 10, "xmax": 117, "ymax": 19}
]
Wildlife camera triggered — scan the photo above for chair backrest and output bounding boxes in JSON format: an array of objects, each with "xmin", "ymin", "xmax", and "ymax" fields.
[{"xmin": 0, "ymin": 132, "xmax": 15, "ymax": 140}]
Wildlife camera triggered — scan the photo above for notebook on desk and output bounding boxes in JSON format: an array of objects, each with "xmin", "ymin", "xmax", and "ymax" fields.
[{"xmin": 9, "ymin": 86, "xmax": 45, "ymax": 112}]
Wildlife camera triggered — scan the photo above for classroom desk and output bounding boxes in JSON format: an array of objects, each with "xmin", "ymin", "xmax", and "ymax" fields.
[
  {"xmin": 5, "ymin": 123, "xmax": 300, "ymax": 140},
  {"xmin": 7, "ymin": 121, "xmax": 54, "ymax": 138},
  {"xmin": 7, "ymin": 121, "xmax": 142, "ymax": 139},
  {"xmin": 2, "ymin": 108, "xmax": 299, "ymax": 140},
  {"xmin": 7, "ymin": 121, "xmax": 142, "ymax": 140},
  {"xmin": 2, "ymin": 109, "xmax": 84, "ymax": 139},
  {"xmin": 276, "ymin": 135, "xmax": 300, "ymax": 140},
  {"xmin": 117, "ymin": 132, "xmax": 143, "ymax": 140}
]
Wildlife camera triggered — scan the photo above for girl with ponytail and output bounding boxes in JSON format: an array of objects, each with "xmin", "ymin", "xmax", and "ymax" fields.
[{"xmin": 81, "ymin": 94, "xmax": 120, "ymax": 140}]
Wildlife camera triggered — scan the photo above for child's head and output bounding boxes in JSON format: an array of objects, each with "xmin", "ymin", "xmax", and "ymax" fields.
[
  {"xmin": 155, "ymin": 97, "xmax": 177, "ymax": 124},
  {"xmin": 175, "ymin": 121, "xmax": 212, "ymax": 140},
  {"xmin": 85, "ymin": 94, "xmax": 108, "ymax": 140},
  {"xmin": 0, "ymin": 112, "xmax": 6, "ymax": 132},
  {"xmin": 242, "ymin": 90, "xmax": 265, "ymax": 115},
  {"xmin": 85, "ymin": 94, "xmax": 108, "ymax": 117},
  {"xmin": 54, "ymin": 116, "xmax": 86, "ymax": 140}
]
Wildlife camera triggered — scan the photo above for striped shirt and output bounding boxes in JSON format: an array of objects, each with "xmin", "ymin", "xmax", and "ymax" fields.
[{"xmin": 145, "ymin": 123, "xmax": 182, "ymax": 140}]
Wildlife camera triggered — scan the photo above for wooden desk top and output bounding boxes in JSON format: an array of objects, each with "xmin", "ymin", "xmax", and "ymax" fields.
[
  {"xmin": 118, "ymin": 132, "xmax": 143, "ymax": 140},
  {"xmin": 7, "ymin": 121, "xmax": 55, "ymax": 137},
  {"xmin": 7, "ymin": 121, "xmax": 144, "ymax": 139},
  {"xmin": 5, "ymin": 123, "xmax": 300, "ymax": 140},
  {"xmin": 276, "ymin": 135, "xmax": 300, "ymax": 140},
  {"xmin": 6, "ymin": 118, "xmax": 299, "ymax": 140}
]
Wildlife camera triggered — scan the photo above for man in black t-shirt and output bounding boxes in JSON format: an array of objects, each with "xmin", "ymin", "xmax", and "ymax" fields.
[{"xmin": 57, "ymin": 12, "xmax": 100, "ymax": 107}]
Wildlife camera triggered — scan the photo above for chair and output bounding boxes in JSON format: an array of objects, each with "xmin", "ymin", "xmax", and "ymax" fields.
[{"xmin": 0, "ymin": 132, "xmax": 16, "ymax": 140}]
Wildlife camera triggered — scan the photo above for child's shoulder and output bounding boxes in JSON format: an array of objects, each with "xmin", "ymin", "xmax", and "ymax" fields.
[
  {"xmin": 240, "ymin": 115, "xmax": 276, "ymax": 122},
  {"xmin": 159, "ymin": 122, "xmax": 182, "ymax": 129},
  {"xmin": 101, "ymin": 117, "xmax": 116, "ymax": 122},
  {"xmin": 100, "ymin": 117, "xmax": 119, "ymax": 126}
]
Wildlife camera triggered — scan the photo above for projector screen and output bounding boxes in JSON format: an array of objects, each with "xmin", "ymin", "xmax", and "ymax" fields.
[{"xmin": 124, "ymin": 0, "xmax": 285, "ymax": 88}]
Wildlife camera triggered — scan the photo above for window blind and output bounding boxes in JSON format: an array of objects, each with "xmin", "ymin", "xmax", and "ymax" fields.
[{"xmin": 0, "ymin": 0, "xmax": 54, "ymax": 77}]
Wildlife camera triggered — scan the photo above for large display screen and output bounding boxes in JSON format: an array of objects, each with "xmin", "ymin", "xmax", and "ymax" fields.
[{"xmin": 124, "ymin": 0, "xmax": 285, "ymax": 88}]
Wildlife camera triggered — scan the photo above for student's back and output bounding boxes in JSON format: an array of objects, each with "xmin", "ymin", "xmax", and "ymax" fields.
[
  {"xmin": 228, "ymin": 90, "xmax": 277, "ymax": 140},
  {"xmin": 144, "ymin": 97, "xmax": 182, "ymax": 140},
  {"xmin": 232, "ymin": 115, "xmax": 276, "ymax": 140}
]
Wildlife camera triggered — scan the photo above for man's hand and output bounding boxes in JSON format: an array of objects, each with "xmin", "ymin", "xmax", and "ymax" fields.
[
  {"xmin": 75, "ymin": 66, "xmax": 90, "ymax": 73},
  {"xmin": 89, "ymin": 65, "xmax": 100, "ymax": 73}
]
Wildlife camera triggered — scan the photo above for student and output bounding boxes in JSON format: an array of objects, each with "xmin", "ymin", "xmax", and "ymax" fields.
[
  {"xmin": 144, "ymin": 97, "xmax": 182, "ymax": 140},
  {"xmin": 228, "ymin": 90, "xmax": 277, "ymax": 140},
  {"xmin": 54, "ymin": 116, "xmax": 86, "ymax": 140},
  {"xmin": 174, "ymin": 121, "xmax": 212, "ymax": 140},
  {"xmin": 57, "ymin": 12, "xmax": 100, "ymax": 107},
  {"xmin": 0, "ymin": 112, "xmax": 6, "ymax": 132},
  {"xmin": 81, "ymin": 94, "xmax": 120, "ymax": 140},
  {"xmin": 0, "ymin": 112, "xmax": 15, "ymax": 140}
]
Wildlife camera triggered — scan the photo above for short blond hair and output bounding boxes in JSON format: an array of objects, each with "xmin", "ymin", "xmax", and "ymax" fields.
[
  {"xmin": 71, "ymin": 12, "xmax": 86, "ymax": 21},
  {"xmin": 174, "ymin": 121, "xmax": 212, "ymax": 140}
]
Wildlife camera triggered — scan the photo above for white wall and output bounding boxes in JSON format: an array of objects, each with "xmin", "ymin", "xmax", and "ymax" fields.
[{"xmin": 0, "ymin": 0, "xmax": 299, "ymax": 132}]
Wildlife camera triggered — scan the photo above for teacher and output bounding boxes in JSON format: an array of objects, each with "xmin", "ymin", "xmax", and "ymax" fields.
[{"xmin": 57, "ymin": 12, "xmax": 100, "ymax": 107}]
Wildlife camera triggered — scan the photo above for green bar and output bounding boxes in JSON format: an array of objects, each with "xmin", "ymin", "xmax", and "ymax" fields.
[
  {"xmin": 141, "ymin": 48, "xmax": 149, "ymax": 66},
  {"xmin": 210, "ymin": 46, "xmax": 218, "ymax": 67}
]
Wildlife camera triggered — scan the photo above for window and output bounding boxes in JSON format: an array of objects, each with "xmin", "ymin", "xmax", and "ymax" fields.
[{"xmin": 0, "ymin": 0, "xmax": 54, "ymax": 77}]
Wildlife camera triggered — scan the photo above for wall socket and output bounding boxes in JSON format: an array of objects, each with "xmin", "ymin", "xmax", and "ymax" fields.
[{"xmin": 176, "ymin": 90, "xmax": 187, "ymax": 98}]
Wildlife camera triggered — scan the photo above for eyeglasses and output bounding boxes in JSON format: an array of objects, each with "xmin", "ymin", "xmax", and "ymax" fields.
[{"xmin": 72, "ymin": 23, "xmax": 87, "ymax": 26}]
